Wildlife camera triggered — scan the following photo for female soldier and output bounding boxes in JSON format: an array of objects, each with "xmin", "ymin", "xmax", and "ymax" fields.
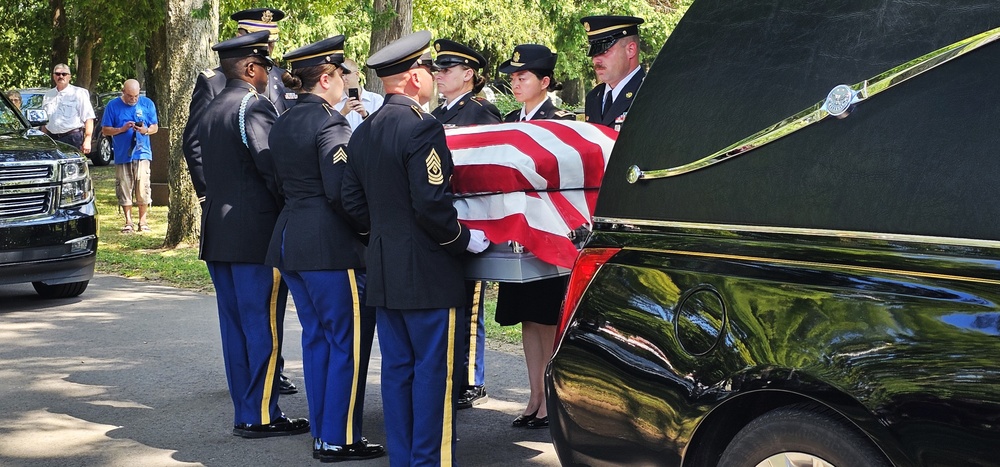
[
  {"xmin": 266, "ymin": 35, "xmax": 384, "ymax": 462},
  {"xmin": 496, "ymin": 44, "xmax": 575, "ymax": 430},
  {"xmin": 430, "ymin": 39, "xmax": 501, "ymax": 412},
  {"xmin": 431, "ymin": 39, "xmax": 501, "ymax": 126}
]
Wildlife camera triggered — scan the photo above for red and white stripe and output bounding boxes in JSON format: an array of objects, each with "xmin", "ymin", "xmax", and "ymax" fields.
[{"xmin": 447, "ymin": 121, "xmax": 618, "ymax": 268}]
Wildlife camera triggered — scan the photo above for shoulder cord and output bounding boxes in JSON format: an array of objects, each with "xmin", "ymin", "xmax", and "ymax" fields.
[{"xmin": 238, "ymin": 92, "xmax": 254, "ymax": 148}]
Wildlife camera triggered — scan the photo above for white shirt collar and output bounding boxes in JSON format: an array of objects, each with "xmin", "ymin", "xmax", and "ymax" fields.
[
  {"xmin": 520, "ymin": 99, "xmax": 546, "ymax": 121},
  {"xmin": 604, "ymin": 65, "xmax": 642, "ymax": 103}
]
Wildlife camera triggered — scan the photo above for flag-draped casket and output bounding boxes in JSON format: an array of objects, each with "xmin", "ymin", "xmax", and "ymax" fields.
[{"xmin": 446, "ymin": 120, "xmax": 618, "ymax": 282}]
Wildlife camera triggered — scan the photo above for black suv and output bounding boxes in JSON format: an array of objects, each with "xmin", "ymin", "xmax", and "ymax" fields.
[
  {"xmin": 546, "ymin": 0, "xmax": 1000, "ymax": 466},
  {"xmin": 1, "ymin": 91, "xmax": 98, "ymax": 298}
]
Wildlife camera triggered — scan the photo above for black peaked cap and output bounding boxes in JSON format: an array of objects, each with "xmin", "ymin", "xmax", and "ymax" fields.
[
  {"xmin": 498, "ymin": 44, "xmax": 557, "ymax": 74},
  {"xmin": 580, "ymin": 15, "xmax": 644, "ymax": 56},
  {"xmin": 212, "ymin": 30, "xmax": 274, "ymax": 65},
  {"xmin": 284, "ymin": 35, "xmax": 347, "ymax": 70},
  {"xmin": 433, "ymin": 39, "xmax": 486, "ymax": 69},
  {"xmin": 367, "ymin": 30, "xmax": 436, "ymax": 77}
]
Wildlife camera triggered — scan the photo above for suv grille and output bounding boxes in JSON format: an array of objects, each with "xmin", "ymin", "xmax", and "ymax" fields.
[
  {"xmin": 0, "ymin": 189, "xmax": 51, "ymax": 218},
  {"xmin": 0, "ymin": 165, "xmax": 52, "ymax": 182}
]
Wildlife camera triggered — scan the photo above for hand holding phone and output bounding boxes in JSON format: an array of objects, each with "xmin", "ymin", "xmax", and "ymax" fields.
[{"xmin": 348, "ymin": 88, "xmax": 360, "ymax": 100}]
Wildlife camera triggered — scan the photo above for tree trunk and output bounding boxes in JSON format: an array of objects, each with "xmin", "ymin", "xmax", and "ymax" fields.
[
  {"xmin": 49, "ymin": 0, "xmax": 69, "ymax": 68},
  {"xmin": 366, "ymin": 0, "xmax": 413, "ymax": 95},
  {"xmin": 161, "ymin": 0, "xmax": 218, "ymax": 247},
  {"xmin": 76, "ymin": 29, "xmax": 97, "ymax": 91}
]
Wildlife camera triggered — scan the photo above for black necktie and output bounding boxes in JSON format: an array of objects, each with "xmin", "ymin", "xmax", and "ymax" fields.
[{"xmin": 602, "ymin": 92, "xmax": 614, "ymax": 118}]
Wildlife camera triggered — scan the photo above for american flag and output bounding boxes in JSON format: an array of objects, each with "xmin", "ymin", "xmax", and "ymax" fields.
[{"xmin": 447, "ymin": 121, "xmax": 619, "ymax": 268}]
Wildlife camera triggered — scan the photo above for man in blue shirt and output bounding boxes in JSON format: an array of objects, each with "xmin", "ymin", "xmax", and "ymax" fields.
[{"xmin": 101, "ymin": 79, "xmax": 158, "ymax": 233}]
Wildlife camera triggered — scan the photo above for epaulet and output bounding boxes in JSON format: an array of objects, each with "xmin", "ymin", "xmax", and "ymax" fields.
[
  {"xmin": 201, "ymin": 68, "xmax": 216, "ymax": 78},
  {"xmin": 411, "ymin": 105, "xmax": 425, "ymax": 120},
  {"xmin": 554, "ymin": 109, "xmax": 575, "ymax": 118},
  {"xmin": 470, "ymin": 97, "xmax": 485, "ymax": 106},
  {"xmin": 322, "ymin": 103, "xmax": 334, "ymax": 116}
]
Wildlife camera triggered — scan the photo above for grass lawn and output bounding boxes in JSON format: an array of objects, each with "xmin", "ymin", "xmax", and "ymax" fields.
[{"xmin": 91, "ymin": 164, "xmax": 522, "ymax": 344}]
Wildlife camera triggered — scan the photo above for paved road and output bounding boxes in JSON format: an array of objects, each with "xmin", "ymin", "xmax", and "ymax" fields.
[{"xmin": 0, "ymin": 275, "xmax": 559, "ymax": 466}]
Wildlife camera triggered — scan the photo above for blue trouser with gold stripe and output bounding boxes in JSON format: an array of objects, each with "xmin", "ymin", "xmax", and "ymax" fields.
[
  {"xmin": 462, "ymin": 281, "xmax": 486, "ymax": 388},
  {"xmin": 206, "ymin": 261, "xmax": 287, "ymax": 425},
  {"xmin": 378, "ymin": 307, "xmax": 458, "ymax": 467},
  {"xmin": 282, "ymin": 268, "xmax": 376, "ymax": 445}
]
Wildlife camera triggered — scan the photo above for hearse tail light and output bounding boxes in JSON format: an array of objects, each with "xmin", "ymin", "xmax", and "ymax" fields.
[{"xmin": 557, "ymin": 247, "xmax": 621, "ymax": 345}]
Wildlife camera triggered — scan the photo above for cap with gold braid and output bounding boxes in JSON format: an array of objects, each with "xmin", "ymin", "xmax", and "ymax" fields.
[
  {"xmin": 433, "ymin": 39, "xmax": 487, "ymax": 70},
  {"xmin": 283, "ymin": 35, "xmax": 348, "ymax": 71},
  {"xmin": 498, "ymin": 44, "xmax": 557, "ymax": 74},
  {"xmin": 580, "ymin": 15, "xmax": 644, "ymax": 57},
  {"xmin": 212, "ymin": 30, "xmax": 274, "ymax": 65},
  {"xmin": 231, "ymin": 8, "xmax": 285, "ymax": 41},
  {"xmin": 367, "ymin": 30, "xmax": 438, "ymax": 78}
]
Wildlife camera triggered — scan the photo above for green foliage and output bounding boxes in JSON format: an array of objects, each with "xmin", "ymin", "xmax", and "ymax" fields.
[{"xmin": 0, "ymin": 1, "xmax": 57, "ymax": 90}]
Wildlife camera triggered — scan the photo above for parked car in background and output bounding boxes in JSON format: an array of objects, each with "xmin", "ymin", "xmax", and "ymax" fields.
[
  {"xmin": 546, "ymin": 0, "xmax": 1000, "ymax": 466},
  {"xmin": 17, "ymin": 87, "xmax": 114, "ymax": 166},
  {"xmin": 0, "ymin": 91, "xmax": 98, "ymax": 298}
]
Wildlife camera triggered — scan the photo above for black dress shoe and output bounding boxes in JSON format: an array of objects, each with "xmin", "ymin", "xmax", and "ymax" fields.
[
  {"xmin": 526, "ymin": 415, "xmax": 549, "ymax": 429},
  {"xmin": 278, "ymin": 374, "xmax": 298, "ymax": 395},
  {"xmin": 512, "ymin": 410, "xmax": 537, "ymax": 428},
  {"xmin": 316, "ymin": 437, "xmax": 386, "ymax": 463},
  {"xmin": 456, "ymin": 385, "xmax": 488, "ymax": 410},
  {"xmin": 233, "ymin": 416, "xmax": 310, "ymax": 438}
]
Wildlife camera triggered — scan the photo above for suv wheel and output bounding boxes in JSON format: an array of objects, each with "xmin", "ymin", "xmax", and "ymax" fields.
[
  {"xmin": 91, "ymin": 136, "xmax": 113, "ymax": 166},
  {"xmin": 32, "ymin": 280, "xmax": 89, "ymax": 298},
  {"xmin": 717, "ymin": 404, "xmax": 889, "ymax": 467}
]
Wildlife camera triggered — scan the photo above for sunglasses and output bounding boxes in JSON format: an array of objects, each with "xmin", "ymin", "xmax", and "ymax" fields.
[
  {"xmin": 53, "ymin": 72, "xmax": 70, "ymax": 76},
  {"xmin": 246, "ymin": 61, "xmax": 273, "ymax": 72}
]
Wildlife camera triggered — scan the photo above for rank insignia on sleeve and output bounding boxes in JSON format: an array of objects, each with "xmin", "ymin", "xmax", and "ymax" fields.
[
  {"xmin": 332, "ymin": 147, "xmax": 348, "ymax": 164},
  {"xmin": 426, "ymin": 149, "xmax": 444, "ymax": 185}
]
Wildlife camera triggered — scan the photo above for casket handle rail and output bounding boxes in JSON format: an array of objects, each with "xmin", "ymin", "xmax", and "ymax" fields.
[{"xmin": 626, "ymin": 26, "xmax": 1000, "ymax": 184}]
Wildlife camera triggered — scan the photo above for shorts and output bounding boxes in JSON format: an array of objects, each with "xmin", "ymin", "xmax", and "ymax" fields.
[{"xmin": 115, "ymin": 159, "xmax": 152, "ymax": 206}]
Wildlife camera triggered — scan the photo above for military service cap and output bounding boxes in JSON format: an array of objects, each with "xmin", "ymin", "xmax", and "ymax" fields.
[
  {"xmin": 283, "ymin": 35, "xmax": 348, "ymax": 71},
  {"xmin": 367, "ymin": 30, "xmax": 438, "ymax": 78},
  {"xmin": 580, "ymin": 15, "xmax": 644, "ymax": 56},
  {"xmin": 498, "ymin": 44, "xmax": 557, "ymax": 74},
  {"xmin": 212, "ymin": 30, "xmax": 274, "ymax": 66},
  {"xmin": 231, "ymin": 8, "xmax": 285, "ymax": 41},
  {"xmin": 433, "ymin": 39, "xmax": 487, "ymax": 70}
]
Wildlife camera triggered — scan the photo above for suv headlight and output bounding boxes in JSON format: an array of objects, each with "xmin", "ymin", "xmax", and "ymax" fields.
[{"xmin": 59, "ymin": 159, "xmax": 94, "ymax": 207}]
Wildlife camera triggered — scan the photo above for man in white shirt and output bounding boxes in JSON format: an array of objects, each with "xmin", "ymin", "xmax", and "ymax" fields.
[
  {"xmin": 41, "ymin": 63, "xmax": 96, "ymax": 154},
  {"xmin": 334, "ymin": 59, "xmax": 384, "ymax": 130},
  {"xmin": 581, "ymin": 15, "xmax": 645, "ymax": 131}
]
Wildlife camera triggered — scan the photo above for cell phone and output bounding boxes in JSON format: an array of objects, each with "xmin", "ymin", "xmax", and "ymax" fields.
[
  {"xmin": 134, "ymin": 121, "xmax": 143, "ymax": 127},
  {"xmin": 348, "ymin": 88, "xmax": 359, "ymax": 100}
]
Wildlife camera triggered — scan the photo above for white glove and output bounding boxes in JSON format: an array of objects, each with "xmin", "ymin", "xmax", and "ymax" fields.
[{"xmin": 466, "ymin": 229, "xmax": 490, "ymax": 254}]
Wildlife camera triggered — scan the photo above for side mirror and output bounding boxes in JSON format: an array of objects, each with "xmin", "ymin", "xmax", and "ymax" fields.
[{"xmin": 25, "ymin": 109, "xmax": 48, "ymax": 127}]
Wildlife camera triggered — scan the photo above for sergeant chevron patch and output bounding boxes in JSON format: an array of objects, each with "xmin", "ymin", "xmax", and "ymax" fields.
[
  {"xmin": 426, "ymin": 149, "xmax": 443, "ymax": 185},
  {"xmin": 332, "ymin": 147, "xmax": 348, "ymax": 164}
]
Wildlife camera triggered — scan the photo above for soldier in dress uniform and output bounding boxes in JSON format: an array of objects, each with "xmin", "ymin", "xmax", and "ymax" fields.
[
  {"xmin": 431, "ymin": 39, "xmax": 501, "ymax": 126},
  {"xmin": 341, "ymin": 30, "xmax": 490, "ymax": 467},
  {"xmin": 498, "ymin": 44, "xmax": 576, "ymax": 122},
  {"xmin": 580, "ymin": 15, "xmax": 645, "ymax": 131},
  {"xmin": 199, "ymin": 31, "xmax": 308, "ymax": 439},
  {"xmin": 430, "ymin": 38, "xmax": 500, "ymax": 412},
  {"xmin": 496, "ymin": 42, "xmax": 573, "ymax": 431},
  {"xmin": 265, "ymin": 34, "xmax": 386, "ymax": 462},
  {"xmin": 181, "ymin": 6, "xmax": 298, "ymax": 395}
]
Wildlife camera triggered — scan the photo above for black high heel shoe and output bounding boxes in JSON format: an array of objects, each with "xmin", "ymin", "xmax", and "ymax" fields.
[{"xmin": 512, "ymin": 410, "xmax": 538, "ymax": 428}]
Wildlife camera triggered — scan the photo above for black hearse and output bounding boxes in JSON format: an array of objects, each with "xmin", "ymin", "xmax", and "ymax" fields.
[
  {"xmin": 546, "ymin": 0, "xmax": 1000, "ymax": 466},
  {"xmin": 0, "ymin": 91, "xmax": 97, "ymax": 298}
]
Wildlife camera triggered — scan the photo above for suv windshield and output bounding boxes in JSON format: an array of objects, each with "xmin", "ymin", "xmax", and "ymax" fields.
[{"xmin": 0, "ymin": 98, "xmax": 26, "ymax": 134}]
